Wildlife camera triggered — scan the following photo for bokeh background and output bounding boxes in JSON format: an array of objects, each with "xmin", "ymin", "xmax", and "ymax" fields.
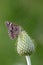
[{"xmin": 0, "ymin": 0, "xmax": 43, "ymax": 65}]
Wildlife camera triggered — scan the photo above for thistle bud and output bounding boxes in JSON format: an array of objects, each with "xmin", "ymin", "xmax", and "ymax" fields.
[{"xmin": 17, "ymin": 31, "xmax": 35, "ymax": 56}]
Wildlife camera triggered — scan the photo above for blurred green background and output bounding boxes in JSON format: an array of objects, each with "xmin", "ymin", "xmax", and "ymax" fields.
[{"xmin": 0, "ymin": 0, "xmax": 43, "ymax": 65}]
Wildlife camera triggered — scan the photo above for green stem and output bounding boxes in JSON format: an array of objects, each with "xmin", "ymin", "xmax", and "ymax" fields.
[{"xmin": 25, "ymin": 56, "xmax": 31, "ymax": 65}]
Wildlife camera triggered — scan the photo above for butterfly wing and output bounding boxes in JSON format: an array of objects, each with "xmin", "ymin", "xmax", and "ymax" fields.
[{"xmin": 5, "ymin": 21, "xmax": 20, "ymax": 39}]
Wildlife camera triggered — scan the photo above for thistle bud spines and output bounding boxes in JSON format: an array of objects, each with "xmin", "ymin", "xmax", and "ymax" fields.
[{"xmin": 17, "ymin": 31, "xmax": 35, "ymax": 56}]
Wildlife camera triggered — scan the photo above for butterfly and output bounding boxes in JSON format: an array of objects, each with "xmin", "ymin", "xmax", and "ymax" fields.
[{"xmin": 5, "ymin": 21, "xmax": 21, "ymax": 39}]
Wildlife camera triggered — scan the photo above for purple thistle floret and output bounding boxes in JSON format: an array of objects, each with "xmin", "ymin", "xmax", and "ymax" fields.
[{"xmin": 5, "ymin": 21, "xmax": 21, "ymax": 39}]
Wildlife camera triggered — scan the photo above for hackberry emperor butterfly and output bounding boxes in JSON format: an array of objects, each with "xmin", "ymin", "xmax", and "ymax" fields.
[{"xmin": 5, "ymin": 21, "xmax": 21, "ymax": 39}]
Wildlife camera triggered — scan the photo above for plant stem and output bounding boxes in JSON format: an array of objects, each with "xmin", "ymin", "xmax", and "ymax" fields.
[{"xmin": 25, "ymin": 56, "xmax": 31, "ymax": 65}]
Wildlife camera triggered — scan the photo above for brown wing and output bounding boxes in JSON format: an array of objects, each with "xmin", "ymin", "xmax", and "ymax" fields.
[{"xmin": 5, "ymin": 21, "xmax": 21, "ymax": 39}]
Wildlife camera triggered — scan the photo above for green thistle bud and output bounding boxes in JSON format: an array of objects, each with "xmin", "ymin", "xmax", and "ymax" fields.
[{"xmin": 17, "ymin": 30, "xmax": 35, "ymax": 56}]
